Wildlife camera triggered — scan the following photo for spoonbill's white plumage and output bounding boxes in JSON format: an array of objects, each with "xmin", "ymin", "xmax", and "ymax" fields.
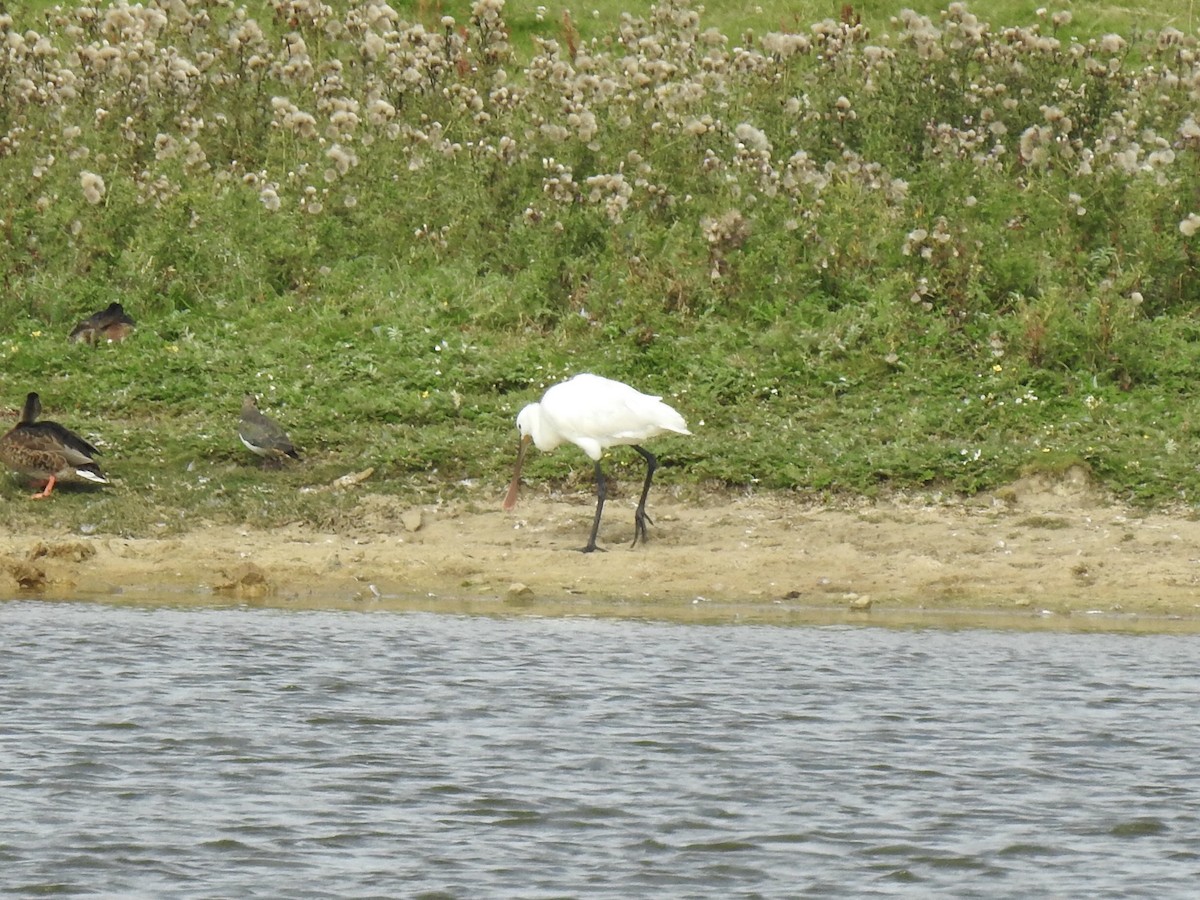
[{"xmin": 503, "ymin": 373, "xmax": 691, "ymax": 552}]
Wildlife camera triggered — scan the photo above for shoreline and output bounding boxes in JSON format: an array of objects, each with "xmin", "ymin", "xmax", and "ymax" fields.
[{"xmin": 4, "ymin": 476, "xmax": 1200, "ymax": 632}]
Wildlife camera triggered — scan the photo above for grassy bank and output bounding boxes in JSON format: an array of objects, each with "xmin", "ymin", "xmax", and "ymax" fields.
[{"xmin": 1, "ymin": 0, "xmax": 1198, "ymax": 535}]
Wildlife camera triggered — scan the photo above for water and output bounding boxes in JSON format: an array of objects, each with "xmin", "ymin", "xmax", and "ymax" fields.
[{"xmin": 2, "ymin": 601, "xmax": 1199, "ymax": 898}]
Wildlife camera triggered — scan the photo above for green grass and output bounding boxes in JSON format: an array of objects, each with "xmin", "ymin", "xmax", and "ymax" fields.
[{"xmin": 1, "ymin": 0, "xmax": 1198, "ymax": 535}]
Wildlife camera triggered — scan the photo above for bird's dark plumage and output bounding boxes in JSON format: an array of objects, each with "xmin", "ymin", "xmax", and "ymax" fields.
[
  {"xmin": 69, "ymin": 302, "xmax": 136, "ymax": 344},
  {"xmin": 239, "ymin": 394, "xmax": 300, "ymax": 465},
  {"xmin": 0, "ymin": 392, "xmax": 108, "ymax": 499}
]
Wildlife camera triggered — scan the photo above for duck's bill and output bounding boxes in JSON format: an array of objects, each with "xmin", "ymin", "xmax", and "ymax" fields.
[{"xmin": 503, "ymin": 435, "xmax": 530, "ymax": 510}]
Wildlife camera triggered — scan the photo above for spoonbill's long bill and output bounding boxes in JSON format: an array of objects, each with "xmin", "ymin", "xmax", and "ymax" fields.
[{"xmin": 503, "ymin": 373, "xmax": 691, "ymax": 552}]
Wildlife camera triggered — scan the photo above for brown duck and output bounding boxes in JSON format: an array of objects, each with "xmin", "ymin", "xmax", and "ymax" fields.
[
  {"xmin": 69, "ymin": 302, "xmax": 136, "ymax": 344},
  {"xmin": 0, "ymin": 392, "xmax": 108, "ymax": 499},
  {"xmin": 239, "ymin": 394, "xmax": 300, "ymax": 465}
]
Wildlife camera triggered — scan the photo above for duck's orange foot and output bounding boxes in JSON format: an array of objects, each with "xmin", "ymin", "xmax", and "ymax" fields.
[{"xmin": 29, "ymin": 477, "xmax": 56, "ymax": 500}]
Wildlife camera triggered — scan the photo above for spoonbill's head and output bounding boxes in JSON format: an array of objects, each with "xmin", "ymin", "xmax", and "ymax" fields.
[{"xmin": 503, "ymin": 405, "xmax": 537, "ymax": 511}]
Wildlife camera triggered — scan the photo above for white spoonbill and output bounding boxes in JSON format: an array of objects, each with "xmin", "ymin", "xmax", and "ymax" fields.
[{"xmin": 503, "ymin": 373, "xmax": 691, "ymax": 552}]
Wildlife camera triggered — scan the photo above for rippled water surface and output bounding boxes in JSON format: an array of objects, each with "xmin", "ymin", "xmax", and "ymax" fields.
[{"xmin": 2, "ymin": 600, "xmax": 1199, "ymax": 898}]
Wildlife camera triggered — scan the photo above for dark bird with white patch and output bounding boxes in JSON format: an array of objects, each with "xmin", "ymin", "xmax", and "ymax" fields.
[
  {"xmin": 0, "ymin": 392, "xmax": 108, "ymax": 499},
  {"xmin": 239, "ymin": 394, "xmax": 300, "ymax": 466}
]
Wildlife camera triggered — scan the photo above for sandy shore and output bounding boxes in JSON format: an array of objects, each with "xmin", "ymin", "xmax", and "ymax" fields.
[{"xmin": 4, "ymin": 468, "xmax": 1200, "ymax": 631}]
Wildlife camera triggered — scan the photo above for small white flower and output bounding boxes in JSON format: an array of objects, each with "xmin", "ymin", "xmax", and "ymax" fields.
[{"xmin": 80, "ymin": 171, "xmax": 106, "ymax": 205}]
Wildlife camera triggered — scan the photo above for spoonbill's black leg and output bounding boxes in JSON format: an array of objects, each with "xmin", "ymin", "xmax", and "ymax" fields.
[
  {"xmin": 631, "ymin": 445, "xmax": 658, "ymax": 547},
  {"xmin": 582, "ymin": 460, "xmax": 608, "ymax": 553}
]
